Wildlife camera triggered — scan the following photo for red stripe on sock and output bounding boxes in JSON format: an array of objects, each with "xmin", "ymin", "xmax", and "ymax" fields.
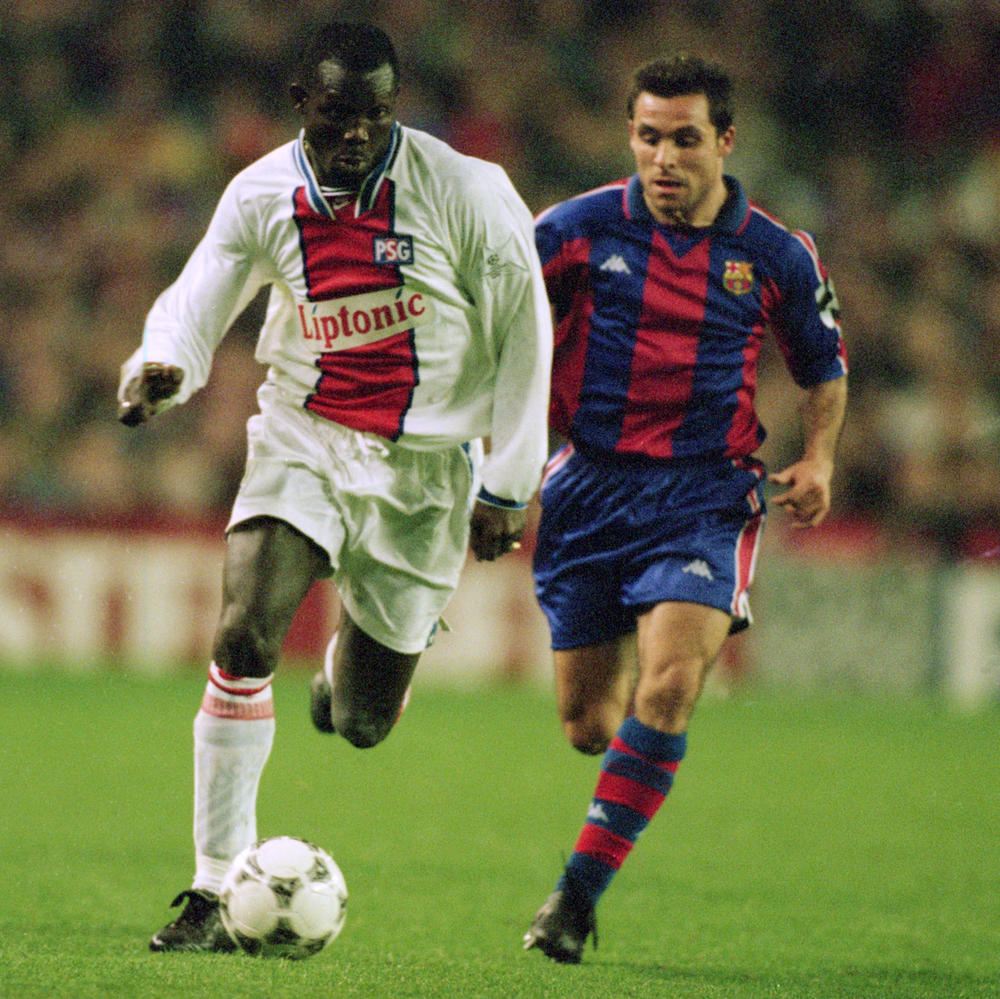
[
  {"xmin": 200, "ymin": 692, "xmax": 275, "ymax": 720},
  {"xmin": 609, "ymin": 735, "xmax": 681, "ymax": 772},
  {"xmin": 209, "ymin": 670, "xmax": 273, "ymax": 697},
  {"xmin": 574, "ymin": 823, "xmax": 633, "ymax": 869},
  {"xmin": 594, "ymin": 771, "xmax": 666, "ymax": 818}
]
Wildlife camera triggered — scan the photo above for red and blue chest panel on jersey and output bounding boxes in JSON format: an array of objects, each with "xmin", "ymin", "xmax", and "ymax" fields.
[
  {"xmin": 291, "ymin": 128, "xmax": 418, "ymax": 440},
  {"xmin": 535, "ymin": 175, "xmax": 846, "ymax": 461}
]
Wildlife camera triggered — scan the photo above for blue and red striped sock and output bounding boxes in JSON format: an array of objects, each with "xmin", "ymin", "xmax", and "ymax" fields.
[{"xmin": 558, "ymin": 715, "xmax": 686, "ymax": 906}]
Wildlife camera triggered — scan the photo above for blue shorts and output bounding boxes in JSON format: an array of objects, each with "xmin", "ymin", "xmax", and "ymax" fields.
[{"xmin": 533, "ymin": 444, "xmax": 766, "ymax": 650}]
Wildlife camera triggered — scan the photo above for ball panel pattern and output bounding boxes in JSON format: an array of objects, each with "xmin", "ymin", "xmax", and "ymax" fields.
[{"xmin": 219, "ymin": 836, "xmax": 347, "ymax": 959}]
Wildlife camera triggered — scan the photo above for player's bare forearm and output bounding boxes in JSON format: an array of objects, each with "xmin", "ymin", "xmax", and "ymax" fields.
[
  {"xmin": 798, "ymin": 374, "xmax": 847, "ymax": 471},
  {"xmin": 768, "ymin": 374, "xmax": 847, "ymax": 528},
  {"xmin": 469, "ymin": 500, "xmax": 526, "ymax": 562},
  {"xmin": 118, "ymin": 363, "xmax": 184, "ymax": 426}
]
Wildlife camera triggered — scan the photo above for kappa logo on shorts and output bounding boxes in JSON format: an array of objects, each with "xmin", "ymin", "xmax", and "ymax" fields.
[
  {"xmin": 600, "ymin": 254, "xmax": 632, "ymax": 275},
  {"xmin": 682, "ymin": 558, "xmax": 714, "ymax": 581},
  {"xmin": 373, "ymin": 235, "xmax": 414, "ymax": 265}
]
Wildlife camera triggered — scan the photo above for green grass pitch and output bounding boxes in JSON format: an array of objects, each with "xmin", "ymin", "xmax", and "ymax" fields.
[{"xmin": 0, "ymin": 669, "xmax": 997, "ymax": 998}]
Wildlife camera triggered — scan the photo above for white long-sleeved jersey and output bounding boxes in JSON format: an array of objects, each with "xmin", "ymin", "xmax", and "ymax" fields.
[{"xmin": 119, "ymin": 123, "xmax": 552, "ymax": 505}]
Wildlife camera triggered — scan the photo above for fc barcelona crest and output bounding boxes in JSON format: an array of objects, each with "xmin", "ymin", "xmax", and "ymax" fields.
[{"xmin": 723, "ymin": 260, "xmax": 754, "ymax": 295}]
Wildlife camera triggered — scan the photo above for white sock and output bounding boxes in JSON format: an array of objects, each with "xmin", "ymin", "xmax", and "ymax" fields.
[{"xmin": 191, "ymin": 663, "xmax": 275, "ymax": 893}]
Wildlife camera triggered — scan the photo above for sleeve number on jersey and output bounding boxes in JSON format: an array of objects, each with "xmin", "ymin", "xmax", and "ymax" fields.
[{"xmin": 815, "ymin": 275, "xmax": 841, "ymax": 331}]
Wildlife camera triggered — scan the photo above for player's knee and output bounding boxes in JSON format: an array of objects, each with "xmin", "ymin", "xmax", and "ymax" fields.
[
  {"xmin": 562, "ymin": 716, "xmax": 614, "ymax": 756},
  {"xmin": 330, "ymin": 705, "xmax": 395, "ymax": 749},
  {"xmin": 636, "ymin": 657, "xmax": 706, "ymax": 726},
  {"xmin": 213, "ymin": 616, "xmax": 280, "ymax": 678},
  {"xmin": 559, "ymin": 697, "xmax": 619, "ymax": 754}
]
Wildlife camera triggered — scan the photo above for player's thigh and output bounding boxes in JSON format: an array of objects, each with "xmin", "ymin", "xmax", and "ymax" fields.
[
  {"xmin": 214, "ymin": 517, "xmax": 329, "ymax": 673},
  {"xmin": 636, "ymin": 601, "xmax": 732, "ymax": 671},
  {"xmin": 329, "ymin": 611, "xmax": 420, "ymax": 718},
  {"xmin": 553, "ymin": 638, "xmax": 634, "ymax": 748}
]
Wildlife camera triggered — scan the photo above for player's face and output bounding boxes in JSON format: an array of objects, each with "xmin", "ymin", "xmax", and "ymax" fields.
[
  {"xmin": 294, "ymin": 60, "xmax": 398, "ymax": 188},
  {"xmin": 628, "ymin": 91, "xmax": 734, "ymax": 228}
]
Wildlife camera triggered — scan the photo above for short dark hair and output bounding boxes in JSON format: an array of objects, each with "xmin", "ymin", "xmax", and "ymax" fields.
[
  {"xmin": 294, "ymin": 22, "xmax": 399, "ymax": 89},
  {"xmin": 627, "ymin": 54, "xmax": 734, "ymax": 133}
]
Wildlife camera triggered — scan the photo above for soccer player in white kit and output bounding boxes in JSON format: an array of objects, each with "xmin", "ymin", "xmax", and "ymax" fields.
[{"xmin": 118, "ymin": 22, "xmax": 552, "ymax": 952}]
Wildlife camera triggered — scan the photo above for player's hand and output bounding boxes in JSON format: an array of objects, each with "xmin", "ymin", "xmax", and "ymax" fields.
[
  {"xmin": 768, "ymin": 458, "xmax": 833, "ymax": 529},
  {"xmin": 469, "ymin": 500, "xmax": 526, "ymax": 562},
  {"xmin": 118, "ymin": 363, "xmax": 184, "ymax": 426}
]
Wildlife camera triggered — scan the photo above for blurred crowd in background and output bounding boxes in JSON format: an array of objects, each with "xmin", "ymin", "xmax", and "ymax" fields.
[{"xmin": 1, "ymin": 0, "xmax": 999, "ymax": 559}]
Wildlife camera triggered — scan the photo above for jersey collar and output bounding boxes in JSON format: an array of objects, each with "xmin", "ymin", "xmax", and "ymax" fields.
[
  {"xmin": 293, "ymin": 122, "xmax": 402, "ymax": 219},
  {"xmin": 625, "ymin": 173, "xmax": 750, "ymax": 234}
]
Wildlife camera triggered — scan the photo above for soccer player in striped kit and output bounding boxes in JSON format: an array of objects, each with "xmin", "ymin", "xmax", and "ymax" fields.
[
  {"xmin": 523, "ymin": 54, "xmax": 847, "ymax": 963},
  {"xmin": 118, "ymin": 22, "xmax": 551, "ymax": 952}
]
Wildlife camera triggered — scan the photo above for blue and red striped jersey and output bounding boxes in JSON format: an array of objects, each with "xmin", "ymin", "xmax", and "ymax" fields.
[{"xmin": 535, "ymin": 175, "xmax": 847, "ymax": 461}]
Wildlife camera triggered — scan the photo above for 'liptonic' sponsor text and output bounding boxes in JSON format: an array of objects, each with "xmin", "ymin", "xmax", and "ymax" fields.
[{"xmin": 297, "ymin": 287, "xmax": 433, "ymax": 352}]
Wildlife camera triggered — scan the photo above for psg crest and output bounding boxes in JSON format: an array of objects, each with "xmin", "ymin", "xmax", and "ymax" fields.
[{"xmin": 723, "ymin": 260, "xmax": 754, "ymax": 295}]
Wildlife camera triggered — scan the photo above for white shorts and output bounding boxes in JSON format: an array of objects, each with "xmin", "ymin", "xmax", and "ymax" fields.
[{"xmin": 228, "ymin": 382, "xmax": 481, "ymax": 654}]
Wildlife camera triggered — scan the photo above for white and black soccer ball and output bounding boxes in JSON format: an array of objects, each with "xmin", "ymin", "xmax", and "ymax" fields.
[{"xmin": 219, "ymin": 836, "xmax": 348, "ymax": 959}]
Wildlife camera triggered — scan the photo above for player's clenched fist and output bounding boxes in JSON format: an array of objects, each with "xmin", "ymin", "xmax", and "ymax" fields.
[
  {"xmin": 469, "ymin": 500, "xmax": 526, "ymax": 561},
  {"xmin": 118, "ymin": 362, "xmax": 184, "ymax": 425}
]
